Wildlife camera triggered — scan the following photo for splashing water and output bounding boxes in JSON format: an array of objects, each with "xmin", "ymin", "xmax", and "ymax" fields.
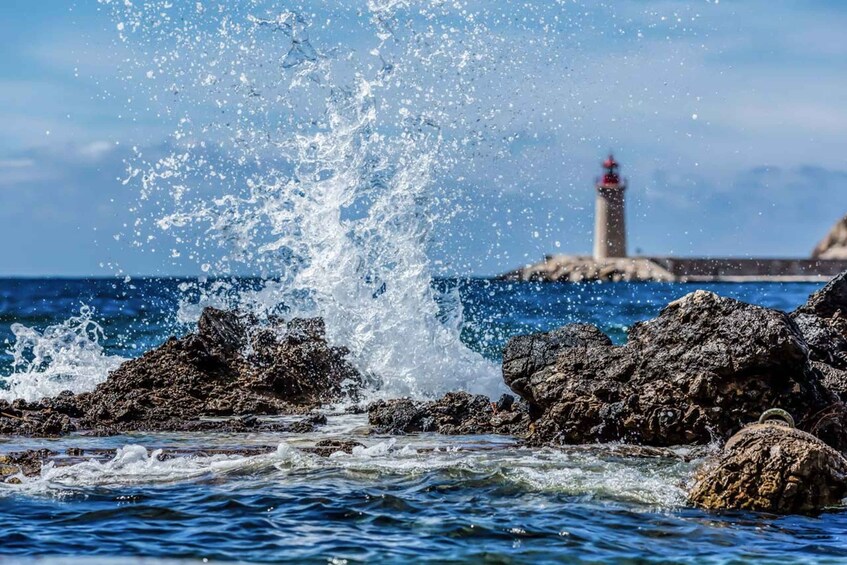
[
  {"xmin": 95, "ymin": 0, "xmax": 510, "ymax": 397},
  {"xmin": 1, "ymin": 306, "xmax": 125, "ymax": 402},
  {"xmin": 3, "ymin": 438, "xmax": 692, "ymax": 509},
  {"xmin": 0, "ymin": 1, "xmax": 713, "ymax": 401}
]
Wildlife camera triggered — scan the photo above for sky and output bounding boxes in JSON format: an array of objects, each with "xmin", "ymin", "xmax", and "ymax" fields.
[{"xmin": 0, "ymin": 0, "xmax": 846, "ymax": 277}]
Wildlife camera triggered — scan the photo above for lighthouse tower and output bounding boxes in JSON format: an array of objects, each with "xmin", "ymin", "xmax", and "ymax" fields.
[{"xmin": 593, "ymin": 154, "xmax": 627, "ymax": 260}]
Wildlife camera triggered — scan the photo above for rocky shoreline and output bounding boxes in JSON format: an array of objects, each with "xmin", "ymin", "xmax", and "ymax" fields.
[{"xmin": 6, "ymin": 273, "xmax": 847, "ymax": 514}]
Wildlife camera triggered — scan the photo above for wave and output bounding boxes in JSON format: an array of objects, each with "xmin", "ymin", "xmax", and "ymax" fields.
[
  {"xmin": 1, "ymin": 305, "xmax": 125, "ymax": 402},
  {"xmin": 2, "ymin": 440, "xmax": 693, "ymax": 508}
]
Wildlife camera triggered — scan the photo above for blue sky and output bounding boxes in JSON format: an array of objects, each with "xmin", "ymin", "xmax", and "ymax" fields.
[{"xmin": 0, "ymin": 0, "xmax": 846, "ymax": 276}]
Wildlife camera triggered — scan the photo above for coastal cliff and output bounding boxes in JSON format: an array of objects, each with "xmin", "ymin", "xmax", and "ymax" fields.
[{"xmin": 813, "ymin": 214, "xmax": 847, "ymax": 260}]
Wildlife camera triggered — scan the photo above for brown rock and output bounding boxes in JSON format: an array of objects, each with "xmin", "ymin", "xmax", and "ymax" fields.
[
  {"xmin": 0, "ymin": 308, "xmax": 363, "ymax": 436},
  {"xmin": 367, "ymin": 391, "xmax": 529, "ymax": 436},
  {"xmin": 812, "ymin": 215, "xmax": 847, "ymax": 260},
  {"xmin": 0, "ymin": 449, "xmax": 55, "ymax": 481},
  {"xmin": 304, "ymin": 439, "xmax": 366, "ymax": 457},
  {"xmin": 503, "ymin": 290, "xmax": 847, "ymax": 449},
  {"xmin": 791, "ymin": 272, "xmax": 847, "ymax": 400},
  {"xmin": 689, "ymin": 423, "xmax": 847, "ymax": 514}
]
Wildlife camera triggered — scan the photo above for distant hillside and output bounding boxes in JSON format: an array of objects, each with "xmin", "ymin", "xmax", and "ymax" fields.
[{"xmin": 813, "ymin": 215, "xmax": 847, "ymax": 260}]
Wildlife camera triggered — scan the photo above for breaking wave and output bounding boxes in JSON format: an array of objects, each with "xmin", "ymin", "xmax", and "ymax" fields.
[
  {"xmin": 93, "ymin": 0, "xmax": 508, "ymax": 398},
  {"xmin": 1, "ymin": 306, "xmax": 125, "ymax": 402},
  {"xmin": 2, "ymin": 440, "xmax": 693, "ymax": 508}
]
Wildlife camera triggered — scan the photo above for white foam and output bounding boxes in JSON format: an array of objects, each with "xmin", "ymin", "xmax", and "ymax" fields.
[
  {"xmin": 2, "ymin": 441, "xmax": 693, "ymax": 508},
  {"xmin": 1, "ymin": 305, "xmax": 125, "ymax": 402}
]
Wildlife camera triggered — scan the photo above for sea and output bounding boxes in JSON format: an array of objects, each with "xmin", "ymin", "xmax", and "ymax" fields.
[{"xmin": 2, "ymin": 278, "xmax": 846, "ymax": 564}]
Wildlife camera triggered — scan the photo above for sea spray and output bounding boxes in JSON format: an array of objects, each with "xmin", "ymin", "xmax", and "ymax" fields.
[
  {"xmin": 98, "ymin": 0, "xmax": 505, "ymax": 397},
  {"xmin": 1, "ymin": 305, "xmax": 124, "ymax": 402}
]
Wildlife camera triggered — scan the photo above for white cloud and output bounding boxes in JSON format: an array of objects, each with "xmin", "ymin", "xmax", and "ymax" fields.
[
  {"xmin": 0, "ymin": 158, "xmax": 35, "ymax": 169},
  {"xmin": 76, "ymin": 141, "xmax": 116, "ymax": 161}
]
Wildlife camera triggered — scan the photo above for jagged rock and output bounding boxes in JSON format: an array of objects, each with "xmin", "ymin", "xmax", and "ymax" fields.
[
  {"xmin": 367, "ymin": 391, "xmax": 529, "ymax": 436},
  {"xmin": 0, "ymin": 308, "xmax": 363, "ymax": 436},
  {"xmin": 502, "ymin": 324, "xmax": 612, "ymax": 420},
  {"xmin": 503, "ymin": 290, "xmax": 847, "ymax": 449},
  {"xmin": 689, "ymin": 423, "xmax": 847, "ymax": 514},
  {"xmin": 792, "ymin": 271, "xmax": 847, "ymax": 399},
  {"xmin": 815, "ymin": 362, "xmax": 847, "ymax": 401}
]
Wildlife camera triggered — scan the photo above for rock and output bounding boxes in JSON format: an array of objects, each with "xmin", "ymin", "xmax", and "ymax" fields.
[
  {"xmin": 812, "ymin": 215, "xmax": 847, "ymax": 260},
  {"xmin": 0, "ymin": 449, "xmax": 55, "ymax": 481},
  {"xmin": 367, "ymin": 391, "xmax": 529, "ymax": 436},
  {"xmin": 305, "ymin": 439, "xmax": 365, "ymax": 457},
  {"xmin": 793, "ymin": 284, "xmax": 847, "ymax": 406},
  {"xmin": 815, "ymin": 362, "xmax": 847, "ymax": 400},
  {"xmin": 689, "ymin": 423, "xmax": 847, "ymax": 514},
  {"xmin": 196, "ymin": 307, "xmax": 248, "ymax": 355},
  {"xmin": 791, "ymin": 271, "xmax": 847, "ymax": 399},
  {"xmin": 287, "ymin": 413, "xmax": 328, "ymax": 433},
  {"xmin": 0, "ymin": 308, "xmax": 363, "ymax": 436},
  {"xmin": 495, "ymin": 394, "xmax": 515, "ymax": 412},
  {"xmin": 792, "ymin": 314, "xmax": 847, "ymax": 372},
  {"xmin": 503, "ymin": 290, "xmax": 847, "ymax": 449},
  {"xmin": 502, "ymin": 324, "xmax": 612, "ymax": 420},
  {"xmin": 795, "ymin": 271, "xmax": 847, "ymax": 321}
]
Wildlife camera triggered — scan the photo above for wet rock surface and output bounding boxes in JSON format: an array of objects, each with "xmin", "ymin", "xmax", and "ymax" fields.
[
  {"xmin": 0, "ymin": 308, "xmax": 362, "ymax": 436},
  {"xmin": 504, "ymin": 290, "xmax": 847, "ymax": 449},
  {"xmin": 0, "ymin": 449, "xmax": 55, "ymax": 482},
  {"xmin": 689, "ymin": 423, "xmax": 847, "ymax": 514},
  {"xmin": 304, "ymin": 439, "xmax": 366, "ymax": 457},
  {"xmin": 792, "ymin": 272, "xmax": 847, "ymax": 399},
  {"xmin": 367, "ymin": 392, "xmax": 529, "ymax": 436}
]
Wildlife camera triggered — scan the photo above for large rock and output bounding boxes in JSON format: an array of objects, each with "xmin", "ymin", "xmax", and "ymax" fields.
[
  {"xmin": 503, "ymin": 290, "xmax": 847, "ymax": 449},
  {"xmin": 367, "ymin": 392, "xmax": 529, "ymax": 436},
  {"xmin": 0, "ymin": 308, "xmax": 363, "ymax": 436},
  {"xmin": 689, "ymin": 423, "xmax": 847, "ymax": 514},
  {"xmin": 792, "ymin": 271, "xmax": 847, "ymax": 398}
]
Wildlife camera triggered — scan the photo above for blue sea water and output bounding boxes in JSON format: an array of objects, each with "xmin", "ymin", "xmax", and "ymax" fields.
[{"xmin": 1, "ymin": 278, "xmax": 846, "ymax": 564}]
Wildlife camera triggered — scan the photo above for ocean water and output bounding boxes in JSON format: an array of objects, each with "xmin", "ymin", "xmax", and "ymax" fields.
[
  {"xmin": 3, "ymin": 278, "xmax": 847, "ymax": 564},
  {"xmin": 6, "ymin": 2, "xmax": 843, "ymax": 562}
]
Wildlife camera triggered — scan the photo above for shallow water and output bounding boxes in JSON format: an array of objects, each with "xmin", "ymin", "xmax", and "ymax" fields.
[{"xmin": 1, "ymin": 279, "xmax": 845, "ymax": 563}]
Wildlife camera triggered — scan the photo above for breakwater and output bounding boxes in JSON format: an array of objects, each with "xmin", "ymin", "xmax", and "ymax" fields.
[{"xmin": 503, "ymin": 255, "xmax": 847, "ymax": 283}]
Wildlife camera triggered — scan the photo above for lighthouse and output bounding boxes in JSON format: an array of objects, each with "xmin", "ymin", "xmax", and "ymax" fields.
[{"xmin": 593, "ymin": 154, "xmax": 627, "ymax": 260}]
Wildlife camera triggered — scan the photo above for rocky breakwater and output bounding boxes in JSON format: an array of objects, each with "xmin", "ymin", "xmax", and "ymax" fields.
[
  {"xmin": 500, "ymin": 255, "xmax": 675, "ymax": 283},
  {"xmin": 0, "ymin": 308, "xmax": 364, "ymax": 436},
  {"xmin": 812, "ymin": 214, "xmax": 847, "ymax": 260},
  {"xmin": 502, "ymin": 288, "xmax": 847, "ymax": 451}
]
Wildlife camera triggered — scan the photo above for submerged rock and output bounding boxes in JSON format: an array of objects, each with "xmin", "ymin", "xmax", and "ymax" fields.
[
  {"xmin": 304, "ymin": 439, "xmax": 366, "ymax": 457},
  {"xmin": 504, "ymin": 290, "xmax": 847, "ymax": 449},
  {"xmin": 689, "ymin": 422, "xmax": 847, "ymax": 514},
  {"xmin": 0, "ymin": 449, "xmax": 55, "ymax": 482},
  {"xmin": 367, "ymin": 391, "xmax": 529, "ymax": 436},
  {"xmin": 0, "ymin": 308, "xmax": 363, "ymax": 436}
]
